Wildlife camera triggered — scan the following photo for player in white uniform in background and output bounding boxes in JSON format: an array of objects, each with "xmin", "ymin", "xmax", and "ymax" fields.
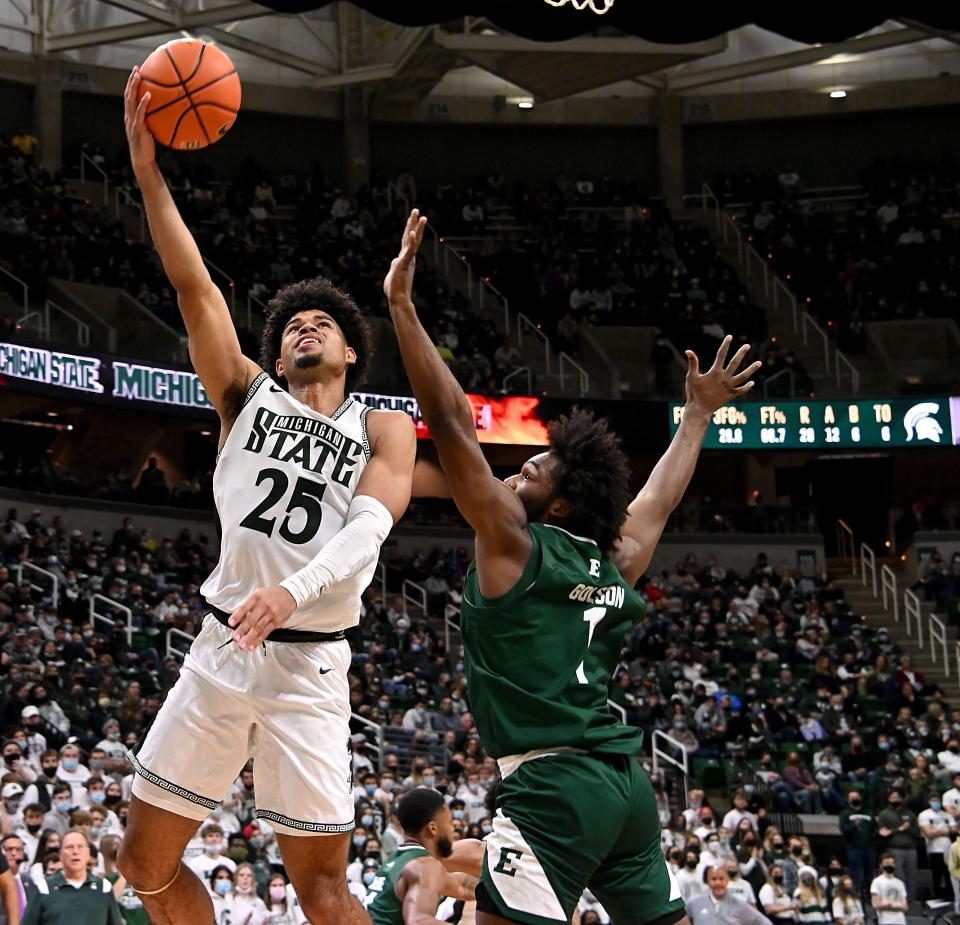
[{"xmin": 118, "ymin": 68, "xmax": 416, "ymax": 925}]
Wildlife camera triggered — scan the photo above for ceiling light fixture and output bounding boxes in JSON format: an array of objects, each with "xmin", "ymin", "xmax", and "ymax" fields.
[{"xmin": 829, "ymin": 89, "xmax": 848, "ymax": 99}]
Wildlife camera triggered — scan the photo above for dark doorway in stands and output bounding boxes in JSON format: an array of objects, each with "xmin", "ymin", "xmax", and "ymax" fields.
[{"xmin": 802, "ymin": 455, "xmax": 893, "ymax": 556}]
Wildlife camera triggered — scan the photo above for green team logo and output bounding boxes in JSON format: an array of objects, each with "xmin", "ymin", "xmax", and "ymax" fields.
[{"xmin": 494, "ymin": 848, "xmax": 523, "ymax": 877}]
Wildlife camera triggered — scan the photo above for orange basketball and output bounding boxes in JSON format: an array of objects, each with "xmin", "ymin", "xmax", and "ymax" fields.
[{"xmin": 137, "ymin": 38, "xmax": 241, "ymax": 150}]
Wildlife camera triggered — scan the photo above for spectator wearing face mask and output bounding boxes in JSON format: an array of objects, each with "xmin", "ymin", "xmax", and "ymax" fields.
[
  {"xmin": 225, "ymin": 863, "xmax": 267, "ymax": 923},
  {"xmin": 20, "ymin": 752, "xmax": 62, "ymax": 815},
  {"xmin": 759, "ymin": 864, "xmax": 797, "ymax": 925},
  {"xmin": 941, "ymin": 771, "xmax": 960, "ymax": 823},
  {"xmin": 723, "ymin": 791, "xmax": 758, "ymax": 833},
  {"xmin": 207, "ymin": 866, "xmax": 235, "ymax": 914},
  {"xmin": 53, "ymin": 746, "xmax": 88, "ymax": 809},
  {"xmin": 687, "ymin": 866, "xmax": 773, "ymax": 925},
  {"xmin": 40, "ymin": 787, "xmax": 72, "ymax": 838},
  {"xmin": 186, "ymin": 824, "xmax": 236, "ymax": 879},
  {"xmin": 726, "ymin": 860, "xmax": 757, "ymax": 907},
  {"xmin": 455, "ymin": 773, "xmax": 487, "ymax": 825},
  {"xmin": 92, "ymin": 721, "xmax": 130, "ymax": 776},
  {"xmin": 832, "ymin": 876, "xmax": 865, "ymax": 925},
  {"xmin": 793, "ymin": 865, "xmax": 830, "ymax": 925},
  {"xmin": 0, "ymin": 785, "xmax": 24, "ymax": 835},
  {"xmin": 264, "ymin": 872, "xmax": 306, "ymax": 923},
  {"xmin": 839, "ymin": 791, "xmax": 876, "ymax": 898},
  {"xmin": 870, "ymin": 855, "xmax": 908, "ymax": 925},
  {"xmin": 918, "ymin": 792, "xmax": 954, "ymax": 900},
  {"xmin": 676, "ymin": 850, "xmax": 706, "ymax": 902},
  {"xmin": 877, "ymin": 789, "xmax": 919, "ymax": 900}
]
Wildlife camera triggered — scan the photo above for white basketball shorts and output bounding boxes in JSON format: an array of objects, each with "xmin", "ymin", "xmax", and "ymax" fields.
[{"xmin": 130, "ymin": 615, "xmax": 355, "ymax": 836}]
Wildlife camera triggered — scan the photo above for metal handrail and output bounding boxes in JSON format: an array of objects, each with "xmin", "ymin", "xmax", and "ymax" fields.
[
  {"xmin": 773, "ymin": 276, "xmax": 799, "ymax": 331},
  {"xmin": 443, "ymin": 244, "xmax": 474, "ymax": 299},
  {"xmin": 401, "ymin": 578, "xmax": 427, "ymax": 620},
  {"xmin": 79, "ymin": 151, "xmax": 109, "ymax": 206},
  {"xmin": 165, "ymin": 627, "xmax": 195, "ymax": 660},
  {"xmin": 482, "ymin": 279, "xmax": 511, "ymax": 337},
  {"xmin": 652, "ymin": 729, "xmax": 690, "ymax": 806},
  {"xmin": 761, "ymin": 367, "xmax": 796, "ymax": 398},
  {"xmin": 502, "ymin": 366, "xmax": 531, "ymax": 394},
  {"xmin": 607, "ymin": 699, "xmax": 627, "ymax": 723},
  {"xmin": 801, "ymin": 311, "xmax": 831, "ymax": 373},
  {"xmin": 881, "ymin": 564, "xmax": 899, "ymax": 622},
  {"xmin": 17, "ymin": 310, "xmax": 47, "ymax": 338},
  {"xmin": 904, "ymin": 589, "xmax": 923, "ymax": 648},
  {"xmin": 558, "ymin": 351, "xmax": 589, "ymax": 396},
  {"xmin": 836, "ymin": 519, "xmax": 856, "ymax": 575},
  {"xmin": 835, "ymin": 350, "xmax": 860, "ymax": 394},
  {"xmin": 0, "ymin": 267, "xmax": 29, "ymax": 315},
  {"xmin": 203, "ymin": 257, "xmax": 236, "ymax": 316},
  {"xmin": 246, "ymin": 291, "xmax": 269, "ymax": 332},
  {"xmin": 373, "ymin": 561, "xmax": 387, "ymax": 606},
  {"xmin": 90, "ymin": 593, "xmax": 133, "ymax": 644},
  {"xmin": 860, "ymin": 543, "xmax": 877, "ymax": 597},
  {"xmin": 350, "ymin": 712, "xmax": 385, "ymax": 771},
  {"xmin": 115, "ymin": 186, "xmax": 146, "ymax": 242},
  {"xmin": 930, "ymin": 613, "xmax": 950, "ymax": 678},
  {"xmin": 45, "ymin": 300, "xmax": 91, "ymax": 347},
  {"xmin": 516, "ymin": 313, "xmax": 551, "ymax": 375},
  {"xmin": 443, "ymin": 602, "xmax": 461, "ymax": 656},
  {"xmin": 16, "ymin": 562, "xmax": 58, "ymax": 610}
]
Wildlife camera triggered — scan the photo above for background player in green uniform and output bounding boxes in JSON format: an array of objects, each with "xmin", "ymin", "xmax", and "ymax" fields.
[
  {"xmin": 365, "ymin": 789, "xmax": 477, "ymax": 925},
  {"xmin": 385, "ymin": 210, "xmax": 761, "ymax": 925}
]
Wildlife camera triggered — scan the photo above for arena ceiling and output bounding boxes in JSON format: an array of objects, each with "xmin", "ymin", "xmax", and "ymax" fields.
[{"xmin": 1, "ymin": 1, "xmax": 960, "ymax": 104}]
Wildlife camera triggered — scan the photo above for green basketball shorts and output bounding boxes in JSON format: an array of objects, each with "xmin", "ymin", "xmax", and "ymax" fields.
[{"xmin": 477, "ymin": 752, "xmax": 685, "ymax": 925}]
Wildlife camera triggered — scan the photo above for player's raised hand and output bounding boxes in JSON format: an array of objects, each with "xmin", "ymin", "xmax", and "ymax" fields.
[
  {"xmin": 123, "ymin": 67, "xmax": 155, "ymax": 172},
  {"xmin": 384, "ymin": 208, "xmax": 428, "ymax": 307},
  {"xmin": 684, "ymin": 335, "xmax": 761, "ymax": 414},
  {"xmin": 228, "ymin": 586, "xmax": 297, "ymax": 650}
]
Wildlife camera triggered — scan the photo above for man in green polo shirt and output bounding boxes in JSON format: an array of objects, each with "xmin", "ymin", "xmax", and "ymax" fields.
[{"xmin": 23, "ymin": 829, "xmax": 122, "ymax": 925}]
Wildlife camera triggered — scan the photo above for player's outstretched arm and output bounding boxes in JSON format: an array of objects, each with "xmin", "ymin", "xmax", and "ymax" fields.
[
  {"xmin": 441, "ymin": 838, "xmax": 485, "ymax": 879},
  {"xmin": 385, "ymin": 210, "xmax": 528, "ymax": 567},
  {"xmin": 397, "ymin": 858, "xmax": 467, "ymax": 925},
  {"xmin": 614, "ymin": 335, "xmax": 761, "ymax": 586},
  {"xmin": 124, "ymin": 67, "xmax": 258, "ymax": 419}
]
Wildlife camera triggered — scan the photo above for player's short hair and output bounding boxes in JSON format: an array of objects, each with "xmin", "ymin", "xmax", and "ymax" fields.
[
  {"xmin": 396, "ymin": 787, "xmax": 446, "ymax": 834},
  {"xmin": 548, "ymin": 408, "xmax": 633, "ymax": 555},
  {"xmin": 259, "ymin": 277, "xmax": 373, "ymax": 391}
]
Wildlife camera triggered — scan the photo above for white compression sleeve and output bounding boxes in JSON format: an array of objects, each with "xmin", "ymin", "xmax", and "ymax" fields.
[{"xmin": 279, "ymin": 494, "xmax": 394, "ymax": 607}]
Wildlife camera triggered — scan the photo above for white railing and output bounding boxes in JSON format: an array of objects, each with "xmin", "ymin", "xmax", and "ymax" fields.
[
  {"xmin": 45, "ymin": 300, "xmax": 91, "ymax": 347},
  {"xmin": 837, "ymin": 519, "xmax": 856, "ymax": 575},
  {"xmin": 0, "ymin": 267, "xmax": 29, "ymax": 315},
  {"xmin": 16, "ymin": 562, "xmax": 58, "ymax": 609},
  {"xmin": 443, "ymin": 602, "xmax": 461, "ymax": 656},
  {"xmin": 930, "ymin": 613, "xmax": 949, "ymax": 677},
  {"xmin": 559, "ymin": 351, "xmax": 589, "ymax": 396},
  {"xmin": 373, "ymin": 561, "xmax": 387, "ymax": 606},
  {"xmin": 165, "ymin": 627, "xmax": 195, "ymax": 661},
  {"xmin": 203, "ymin": 257, "xmax": 236, "ymax": 316},
  {"xmin": 700, "ymin": 181, "xmax": 860, "ymax": 393},
  {"xmin": 351, "ymin": 712, "xmax": 385, "ymax": 769},
  {"xmin": 89, "ymin": 593, "xmax": 133, "ymax": 645},
  {"xmin": 517, "ymin": 313, "xmax": 551, "ymax": 375},
  {"xmin": 652, "ymin": 729, "xmax": 690, "ymax": 806},
  {"xmin": 904, "ymin": 589, "xmax": 924, "ymax": 650},
  {"xmin": 860, "ymin": 543, "xmax": 877, "ymax": 597},
  {"xmin": 607, "ymin": 699, "xmax": 627, "ymax": 723},
  {"xmin": 115, "ymin": 186, "xmax": 146, "ymax": 242},
  {"xmin": 79, "ymin": 151, "xmax": 109, "ymax": 206},
  {"xmin": 401, "ymin": 579, "xmax": 427, "ymax": 621},
  {"xmin": 502, "ymin": 366, "xmax": 532, "ymax": 394},
  {"xmin": 762, "ymin": 367, "xmax": 796, "ymax": 398},
  {"xmin": 881, "ymin": 564, "xmax": 899, "ymax": 623},
  {"xmin": 246, "ymin": 291, "xmax": 269, "ymax": 332},
  {"xmin": 17, "ymin": 310, "xmax": 47, "ymax": 339}
]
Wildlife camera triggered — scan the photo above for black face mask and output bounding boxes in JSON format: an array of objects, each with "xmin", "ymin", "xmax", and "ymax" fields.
[
  {"xmin": 791, "ymin": 847, "xmax": 803, "ymax": 856},
  {"xmin": 882, "ymin": 865, "xmax": 896, "ymax": 874},
  {"xmin": 686, "ymin": 860, "xmax": 698, "ymax": 869},
  {"xmin": 773, "ymin": 875, "xmax": 784, "ymax": 884},
  {"xmin": 849, "ymin": 800, "xmax": 861, "ymax": 808},
  {"xmin": 26, "ymin": 823, "xmax": 41, "ymax": 833}
]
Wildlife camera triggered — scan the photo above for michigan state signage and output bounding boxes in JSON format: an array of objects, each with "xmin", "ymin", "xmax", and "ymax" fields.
[
  {"xmin": 0, "ymin": 342, "xmax": 104, "ymax": 394},
  {"xmin": 112, "ymin": 361, "xmax": 212, "ymax": 410}
]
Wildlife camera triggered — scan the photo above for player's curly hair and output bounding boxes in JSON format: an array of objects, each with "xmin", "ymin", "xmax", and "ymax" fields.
[
  {"xmin": 259, "ymin": 277, "xmax": 373, "ymax": 391},
  {"xmin": 548, "ymin": 408, "xmax": 633, "ymax": 555}
]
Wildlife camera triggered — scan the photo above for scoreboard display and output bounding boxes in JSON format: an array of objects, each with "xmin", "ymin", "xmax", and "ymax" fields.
[{"xmin": 669, "ymin": 397, "xmax": 957, "ymax": 450}]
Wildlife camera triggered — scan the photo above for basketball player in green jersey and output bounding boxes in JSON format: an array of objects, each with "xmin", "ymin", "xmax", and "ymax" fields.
[
  {"xmin": 385, "ymin": 210, "xmax": 761, "ymax": 925},
  {"xmin": 365, "ymin": 788, "xmax": 478, "ymax": 925}
]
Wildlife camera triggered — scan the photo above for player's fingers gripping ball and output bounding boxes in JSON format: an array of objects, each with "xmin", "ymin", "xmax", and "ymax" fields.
[{"xmin": 137, "ymin": 38, "xmax": 241, "ymax": 150}]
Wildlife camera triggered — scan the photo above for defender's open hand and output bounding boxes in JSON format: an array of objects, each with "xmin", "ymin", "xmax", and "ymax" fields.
[
  {"xmin": 685, "ymin": 335, "xmax": 761, "ymax": 414},
  {"xmin": 384, "ymin": 208, "xmax": 428, "ymax": 307},
  {"xmin": 123, "ymin": 67, "xmax": 155, "ymax": 172}
]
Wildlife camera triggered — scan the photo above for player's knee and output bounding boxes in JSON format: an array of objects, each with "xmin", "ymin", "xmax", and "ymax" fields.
[
  {"xmin": 297, "ymin": 873, "xmax": 357, "ymax": 919},
  {"xmin": 117, "ymin": 834, "xmax": 178, "ymax": 890}
]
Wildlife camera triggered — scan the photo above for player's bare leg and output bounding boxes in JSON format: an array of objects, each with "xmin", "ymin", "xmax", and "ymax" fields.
[
  {"xmin": 278, "ymin": 831, "xmax": 371, "ymax": 924},
  {"xmin": 118, "ymin": 797, "xmax": 215, "ymax": 925}
]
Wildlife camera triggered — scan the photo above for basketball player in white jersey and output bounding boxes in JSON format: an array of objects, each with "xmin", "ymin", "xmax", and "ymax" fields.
[{"xmin": 118, "ymin": 69, "xmax": 415, "ymax": 925}]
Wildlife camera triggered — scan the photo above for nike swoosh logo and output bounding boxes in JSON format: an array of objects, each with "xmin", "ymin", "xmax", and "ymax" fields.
[
  {"xmin": 318, "ymin": 667, "xmax": 333, "ymax": 675},
  {"xmin": 269, "ymin": 385, "xmax": 284, "ymax": 394}
]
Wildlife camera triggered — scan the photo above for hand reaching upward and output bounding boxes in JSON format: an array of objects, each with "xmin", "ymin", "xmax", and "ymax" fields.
[
  {"xmin": 384, "ymin": 208, "xmax": 428, "ymax": 308},
  {"xmin": 123, "ymin": 67, "xmax": 155, "ymax": 173},
  {"xmin": 685, "ymin": 335, "xmax": 761, "ymax": 415}
]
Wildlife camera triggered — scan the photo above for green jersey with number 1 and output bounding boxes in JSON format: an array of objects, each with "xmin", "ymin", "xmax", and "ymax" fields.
[{"xmin": 460, "ymin": 522, "xmax": 645, "ymax": 759}]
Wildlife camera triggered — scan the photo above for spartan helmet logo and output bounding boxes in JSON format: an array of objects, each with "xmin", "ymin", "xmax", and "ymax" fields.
[{"xmin": 903, "ymin": 402, "xmax": 943, "ymax": 443}]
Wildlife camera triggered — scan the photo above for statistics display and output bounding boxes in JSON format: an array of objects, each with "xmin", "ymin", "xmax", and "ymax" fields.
[{"xmin": 669, "ymin": 398, "xmax": 955, "ymax": 450}]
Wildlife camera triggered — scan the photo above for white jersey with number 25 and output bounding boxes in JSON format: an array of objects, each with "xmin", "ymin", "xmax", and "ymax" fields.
[{"xmin": 201, "ymin": 373, "xmax": 373, "ymax": 633}]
